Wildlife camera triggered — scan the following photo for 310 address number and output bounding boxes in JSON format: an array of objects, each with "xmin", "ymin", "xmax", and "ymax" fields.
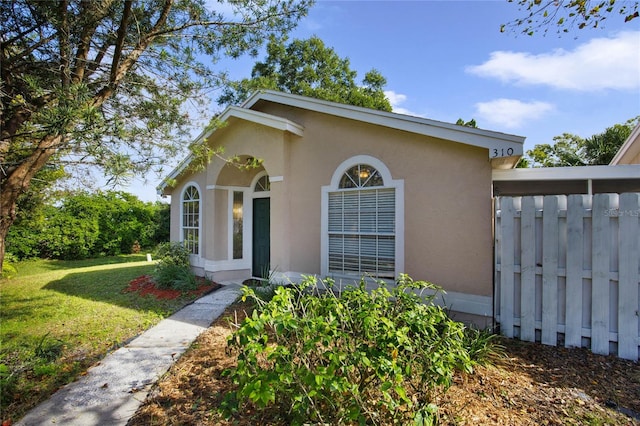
[{"xmin": 492, "ymin": 148, "xmax": 515, "ymax": 157}]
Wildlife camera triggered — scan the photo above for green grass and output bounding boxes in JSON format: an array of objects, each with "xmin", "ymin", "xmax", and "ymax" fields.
[{"xmin": 0, "ymin": 255, "xmax": 202, "ymax": 422}]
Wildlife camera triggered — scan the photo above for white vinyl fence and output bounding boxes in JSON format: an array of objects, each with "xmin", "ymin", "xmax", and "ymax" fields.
[{"xmin": 494, "ymin": 193, "xmax": 640, "ymax": 361}]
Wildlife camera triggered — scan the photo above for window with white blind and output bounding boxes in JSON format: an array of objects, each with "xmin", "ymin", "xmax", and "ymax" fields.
[
  {"xmin": 182, "ymin": 184, "xmax": 200, "ymax": 255},
  {"xmin": 327, "ymin": 164, "xmax": 396, "ymax": 279}
]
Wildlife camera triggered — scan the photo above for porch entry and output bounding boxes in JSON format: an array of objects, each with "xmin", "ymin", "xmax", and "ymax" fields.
[{"xmin": 252, "ymin": 197, "xmax": 270, "ymax": 278}]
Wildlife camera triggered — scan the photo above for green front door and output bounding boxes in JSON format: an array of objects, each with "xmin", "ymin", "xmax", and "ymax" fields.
[{"xmin": 252, "ymin": 197, "xmax": 270, "ymax": 278}]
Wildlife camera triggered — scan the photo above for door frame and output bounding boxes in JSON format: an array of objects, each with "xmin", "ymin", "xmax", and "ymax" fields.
[{"xmin": 251, "ymin": 171, "xmax": 271, "ymax": 278}]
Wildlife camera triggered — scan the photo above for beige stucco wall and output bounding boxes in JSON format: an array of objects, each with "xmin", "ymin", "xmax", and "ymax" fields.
[
  {"xmin": 167, "ymin": 104, "xmax": 495, "ymax": 298},
  {"xmin": 272, "ymin": 107, "xmax": 493, "ymax": 297}
]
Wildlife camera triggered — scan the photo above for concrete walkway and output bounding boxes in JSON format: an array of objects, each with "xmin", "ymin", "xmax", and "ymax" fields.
[{"xmin": 16, "ymin": 283, "xmax": 242, "ymax": 426}]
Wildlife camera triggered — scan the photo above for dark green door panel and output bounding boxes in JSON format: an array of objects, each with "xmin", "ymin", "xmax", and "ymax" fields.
[{"xmin": 252, "ymin": 198, "xmax": 270, "ymax": 278}]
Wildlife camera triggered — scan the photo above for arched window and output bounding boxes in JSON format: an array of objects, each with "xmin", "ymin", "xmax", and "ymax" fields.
[
  {"xmin": 338, "ymin": 164, "xmax": 384, "ymax": 189},
  {"xmin": 254, "ymin": 174, "xmax": 270, "ymax": 192},
  {"xmin": 182, "ymin": 184, "xmax": 200, "ymax": 255},
  {"xmin": 324, "ymin": 157, "xmax": 403, "ymax": 280}
]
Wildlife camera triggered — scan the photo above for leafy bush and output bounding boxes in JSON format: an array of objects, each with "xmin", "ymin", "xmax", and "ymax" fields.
[
  {"xmin": 1, "ymin": 253, "xmax": 19, "ymax": 278},
  {"xmin": 6, "ymin": 191, "xmax": 170, "ymax": 260},
  {"xmin": 154, "ymin": 242, "xmax": 192, "ymax": 267},
  {"xmin": 153, "ymin": 242, "xmax": 198, "ymax": 291},
  {"xmin": 153, "ymin": 263, "xmax": 198, "ymax": 291},
  {"xmin": 223, "ymin": 274, "xmax": 495, "ymax": 425}
]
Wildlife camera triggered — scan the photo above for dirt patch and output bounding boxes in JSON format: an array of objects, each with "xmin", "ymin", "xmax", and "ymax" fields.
[
  {"xmin": 128, "ymin": 303, "xmax": 640, "ymax": 425},
  {"xmin": 122, "ymin": 275, "xmax": 221, "ymax": 300}
]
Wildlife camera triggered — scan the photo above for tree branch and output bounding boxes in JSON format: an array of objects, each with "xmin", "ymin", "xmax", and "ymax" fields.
[
  {"xmin": 109, "ymin": 0, "xmax": 132, "ymax": 84},
  {"xmin": 85, "ymin": 38, "xmax": 112, "ymax": 78},
  {"xmin": 72, "ymin": 0, "xmax": 115, "ymax": 84},
  {"xmin": 1, "ymin": 23, "xmax": 40, "ymax": 47},
  {"xmin": 93, "ymin": 0, "xmax": 174, "ymax": 108},
  {"xmin": 58, "ymin": 0, "xmax": 71, "ymax": 90}
]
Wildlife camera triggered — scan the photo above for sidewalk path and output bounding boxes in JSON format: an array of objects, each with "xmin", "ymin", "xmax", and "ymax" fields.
[{"xmin": 16, "ymin": 283, "xmax": 242, "ymax": 426}]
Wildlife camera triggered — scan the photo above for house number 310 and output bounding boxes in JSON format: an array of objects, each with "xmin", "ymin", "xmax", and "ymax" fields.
[{"xmin": 492, "ymin": 148, "xmax": 514, "ymax": 157}]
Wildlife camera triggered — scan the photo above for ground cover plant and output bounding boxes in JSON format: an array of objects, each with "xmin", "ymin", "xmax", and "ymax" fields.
[
  {"xmin": 222, "ymin": 275, "xmax": 497, "ymax": 425},
  {"xmin": 0, "ymin": 255, "xmax": 215, "ymax": 423},
  {"xmin": 129, "ymin": 300, "xmax": 640, "ymax": 426}
]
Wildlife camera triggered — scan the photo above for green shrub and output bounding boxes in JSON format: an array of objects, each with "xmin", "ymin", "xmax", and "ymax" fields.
[
  {"xmin": 2, "ymin": 253, "xmax": 19, "ymax": 279},
  {"xmin": 154, "ymin": 263, "xmax": 198, "ymax": 291},
  {"xmin": 154, "ymin": 242, "xmax": 192, "ymax": 268},
  {"xmin": 223, "ymin": 274, "xmax": 494, "ymax": 425},
  {"xmin": 6, "ymin": 191, "xmax": 169, "ymax": 261},
  {"xmin": 153, "ymin": 242, "xmax": 198, "ymax": 291}
]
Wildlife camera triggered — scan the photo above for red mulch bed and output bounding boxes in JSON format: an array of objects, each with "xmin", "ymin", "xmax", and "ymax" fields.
[{"xmin": 123, "ymin": 275, "xmax": 221, "ymax": 300}]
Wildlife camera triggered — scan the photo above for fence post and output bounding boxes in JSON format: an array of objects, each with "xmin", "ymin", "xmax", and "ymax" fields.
[
  {"xmin": 565, "ymin": 195, "xmax": 584, "ymax": 349},
  {"xmin": 499, "ymin": 197, "xmax": 515, "ymax": 338},
  {"xmin": 520, "ymin": 196, "xmax": 536, "ymax": 342},
  {"xmin": 542, "ymin": 196, "xmax": 560, "ymax": 346},
  {"xmin": 591, "ymin": 194, "xmax": 612, "ymax": 356},
  {"xmin": 618, "ymin": 193, "xmax": 640, "ymax": 361}
]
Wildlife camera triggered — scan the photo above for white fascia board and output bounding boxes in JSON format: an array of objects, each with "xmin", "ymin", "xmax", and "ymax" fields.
[
  {"xmin": 492, "ymin": 164, "xmax": 640, "ymax": 181},
  {"xmin": 223, "ymin": 106, "xmax": 304, "ymax": 136},
  {"xmin": 610, "ymin": 123, "xmax": 640, "ymax": 165},
  {"xmin": 242, "ymin": 90, "xmax": 525, "ymax": 157},
  {"xmin": 157, "ymin": 105, "xmax": 304, "ymax": 194}
]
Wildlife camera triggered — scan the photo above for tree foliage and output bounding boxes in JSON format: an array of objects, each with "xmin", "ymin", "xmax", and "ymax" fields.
[
  {"xmin": 225, "ymin": 275, "xmax": 496, "ymax": 425},
  {"xmin": 523, "ymin": 117, "xmax": 638, "ymax": 167},
  {"xmin": 456, "ymin": 118, "xmax": 478, "ymax": 128},
  {"xmin": 503, "ymin": 0, "xmax": 639, "ymax": 35},
  {"xmin": 218, "ymin": 36, "xmax": 392, "ymax": 111},
  {"xmin": 6, "ymin": 191, "xmax": 170, "ymax": 260},
  {"xmin": 0, "ymin": 0, "xmax": 313, "ymax": 268}
]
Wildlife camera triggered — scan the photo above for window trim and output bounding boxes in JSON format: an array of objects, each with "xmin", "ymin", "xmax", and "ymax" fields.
[
  {"xmin": 252, "ymin": 170, "xmax": 271, "ymax": 199},
  {"xmin": 181, "ymin": 182, "xmax": 202, "ymax": 256},
  {"xmin": 321, "ymin": 155, "xmax": 404, "ymax": 281}
]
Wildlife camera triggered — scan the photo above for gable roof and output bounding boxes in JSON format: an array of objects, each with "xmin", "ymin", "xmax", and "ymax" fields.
[
  {"xmin": 243, "ymin": 90, "xmax": 525, "ymax": 165},
  {"xmin": 158, "ymin": 105, "xmax": 304, "ymax": 193},
  {"xmin": 610, "ymin": 122, "xmax": 640, "ymax": 165},
  {"xmin": 158, "ymin": 90, "xmax": 525, "ymax": 195}
]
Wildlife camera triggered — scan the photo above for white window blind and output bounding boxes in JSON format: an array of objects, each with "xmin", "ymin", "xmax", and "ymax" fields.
[{"xmin": 328, "ymin": 188, "xmax": 395, "ymax": 278}]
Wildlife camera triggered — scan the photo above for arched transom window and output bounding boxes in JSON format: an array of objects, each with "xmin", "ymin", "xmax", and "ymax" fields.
[
  {"xmin": 327, "ymin": 163, "xmax": 396, "ymax": 279},
  {"xmin": 339, "ymin": 164, "xmax": 384, "ymax": 189},
  {"xmin": 182, "ymin": 185, "xmax": 200, "ymax": 255},
  {"xmin": 254, "ymin": 174, "xmax": 270, "ymax": 192}
]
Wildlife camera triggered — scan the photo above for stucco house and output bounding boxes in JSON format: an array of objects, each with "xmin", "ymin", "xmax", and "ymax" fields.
[{"xmin": 158, "ymin": 90, "xmax": 525, "ymax": 324}]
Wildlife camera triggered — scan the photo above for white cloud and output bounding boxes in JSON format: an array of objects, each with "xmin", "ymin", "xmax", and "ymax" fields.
[
  {"xmin": 467, "ymin": 31, "xmax": 640, "ymax": 91},
  {"xmin": 384, "ymin": 90, "xmax": 407, "ymax": 108},
  {"xmin": 474, "ymin": 99, "xmax": 554, "ymax": 129},
  {"xmin": 384, "ymin": 90, "xmax": 427, "ymax": 117}
]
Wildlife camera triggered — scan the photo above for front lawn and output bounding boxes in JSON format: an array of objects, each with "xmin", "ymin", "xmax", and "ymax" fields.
[{"xmin": 0, "ymin": 255, "xmax": 207, "ymax": 423}]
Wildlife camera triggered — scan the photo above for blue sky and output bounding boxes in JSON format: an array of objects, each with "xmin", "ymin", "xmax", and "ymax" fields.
[{"xmin": 124, "ymin": 0, "xmax": 640, "ymax": 201}]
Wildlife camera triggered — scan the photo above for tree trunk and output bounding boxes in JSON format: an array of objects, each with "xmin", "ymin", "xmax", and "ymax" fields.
[
  {"xmin": 0, "ymin": 183, "xmax": 19, "ymax": 273},
  {"xmin": 0, "ymin": 134, "xmax": 62, "ymax": 271}
]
